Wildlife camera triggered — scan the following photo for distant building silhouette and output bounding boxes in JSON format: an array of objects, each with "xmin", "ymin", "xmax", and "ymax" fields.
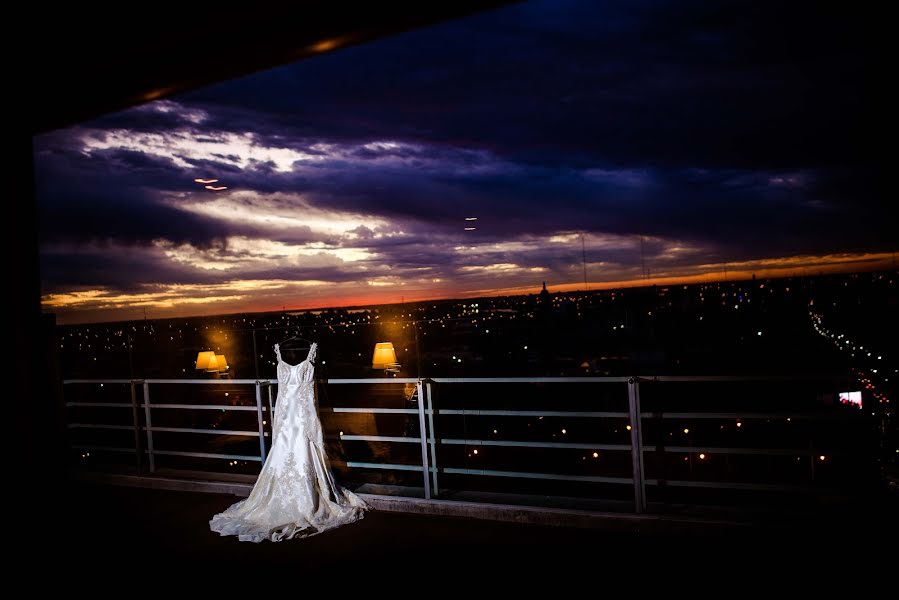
[{"xmin": 539, "ymin": 281, "xmax": 551, "ymax": 307}]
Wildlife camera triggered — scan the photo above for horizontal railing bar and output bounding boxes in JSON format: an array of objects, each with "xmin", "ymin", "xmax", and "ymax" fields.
[
  {"xmin": 144, "ymin": 404, "xmax": 266, "ymax": 412},
  {"xmin": 346, "ymin": 461, "xmax": 434, "ymax": 472},
  {"xmin": 442, "ymin": 467, "xmax": 632, "ymax": 484},
  {"xmin": 65, "ymin": 378, "xmax": 419, "ymax": 385},
  {"xmin": 64, "ymin": 379, "xmax": 133, "ymax": 384},
  {"xmin": 429, "ymin": 377, "xmax": 629, "ymax": 383},
  {"xmin": 64, "ymin": 375, "xmax": 845, "ymax": 386},
  {"xmin": 144, "ymin": 426, "xmax": 269, "ymax": 437},
  {"xmin": 643, "ymin": 446, "xmax": 832, "ymax": 456},
  {"xmin": 636, "ymin": 375, "xmax": 845, "ymax": 382},
  {"xmin": 72, "ymin": 444, "xmax": 134, "ymax": 453},
  {"xmin": 325, "ymin": 378, "xmax": 421, "ymax": 384},
  {"xmin": 63, "ymin": 403, "xmax": 846, "ymax": 422},
  {"xmin": 148, "ymin": 449, "xmax": 262, "ymax": 461},
  {"xmin": 138, "ymin": 379, "xmax": 261, "ymax": 385},
  {"xmin": 340, "ymin": 435, "xmax": 424, "ymax": 444},
  {"xmin": 641, "ymin": 412, "xmax": 850, "ymax": 420},
  {"xmin": 328, "ymin": 408, "xmax": 420, "ymax": 414},
  {"xmin": 63, "ymin": 379, "xmax": 260, "ymax": 384},
  {"xmin": 67, "ymin": 423, "xmax": 134, "ymax": 430},
  {"xmin": 441, "ymin": 439, "xmax": 631, "ymax": 451},
  {"xmin": 644, "ymin": 479, "xmax": 825, "ymax": 492},
  {"xmin": 438, "ymin": 409, "xmax": 628, "ymax": 417}
]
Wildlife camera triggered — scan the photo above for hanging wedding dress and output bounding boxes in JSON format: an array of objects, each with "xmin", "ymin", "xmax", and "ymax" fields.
[{"xmin": 210, "ymin": 342, "xmax": 370, "ymax": 542}]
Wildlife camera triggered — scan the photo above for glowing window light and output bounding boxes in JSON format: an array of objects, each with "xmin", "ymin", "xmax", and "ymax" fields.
[
  {"xmin": 592, "ymin": 452, "xmax": 599, "ymax": 458},
  {"xmin": 699, "ymin": 453, "xmax": 706, "ymax": 460},
  {"xmin": 819, "ymin": 455, "xmax": 826, "ymax": 461},
  {"xmin": 473, "ymin": 449, "xmax": 479, "ymax": 455},
  {"xmin": 626, "ymin": 425, "xmax": 632, "ymax": 431},
  {"xmin": 683, "ymin": 428, "xmax": 689, "ymax": 434}
]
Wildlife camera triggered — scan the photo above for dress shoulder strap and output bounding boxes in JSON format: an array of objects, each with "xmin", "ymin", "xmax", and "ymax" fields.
[
  {"xmin": 274, "ymin": 343, "xmax": 281, "ymax": 361},
  {"xmin": 307, "ymin": 342, "xmax": 318, "ymax": 365}
]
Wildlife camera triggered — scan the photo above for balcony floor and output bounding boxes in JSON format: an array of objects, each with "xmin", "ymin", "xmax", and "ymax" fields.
[{"xmin": 43, "ymin": 478, "xmax": 897, "ymax": 576}]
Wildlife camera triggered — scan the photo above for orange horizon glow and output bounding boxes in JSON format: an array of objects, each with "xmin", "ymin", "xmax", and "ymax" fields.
[{"xmin": 43, "ymin": 251, "xmax": 896, "ymax": 325}]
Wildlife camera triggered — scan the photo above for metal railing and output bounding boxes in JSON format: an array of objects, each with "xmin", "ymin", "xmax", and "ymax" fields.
[{"xmin": 63, "ymin": 374, "xmax": 858, "ymax": 513}]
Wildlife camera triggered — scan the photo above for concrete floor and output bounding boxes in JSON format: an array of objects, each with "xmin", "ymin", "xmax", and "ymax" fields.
[{"xmin": 38, "ymin": 480, "xmax": 897, "ymax": 579}]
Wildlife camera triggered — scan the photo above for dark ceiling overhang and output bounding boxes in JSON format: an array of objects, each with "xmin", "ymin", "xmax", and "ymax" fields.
[{"xmin": 23, "ymin": 1, "xmax": 516, "ymax": 134}]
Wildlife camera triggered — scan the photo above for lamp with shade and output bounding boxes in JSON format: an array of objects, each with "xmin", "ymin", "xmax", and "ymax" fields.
[
  {"xmin": 214, "ymin": 354, "xmax": 229, "ymax": 372},
  {"xmin": 372, "ymin": 342, "xmax": 400, "ymax": 374},
  {"xmin": 195, "ymin": 351, "xmax": 215, "ymax": 370},
  {"xmin": 196, "ymin": 350, "xmax": 229, "ymax": 374}
]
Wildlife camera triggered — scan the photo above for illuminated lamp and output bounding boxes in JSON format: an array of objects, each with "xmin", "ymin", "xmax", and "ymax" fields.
[
  {"xmin": 372, "ymin": 342, "xmax": 399, "ymax": 372},
  {"xmin": 195, "ymin": 351, "xmax": 215, "ymax": 370},
  {"xmin": 205, "ymin": 354, "xmax": 220, "ymax": 372},
  {"xmin": 214, "ymin": 354, "xmax": 229, "ymax": 372}
]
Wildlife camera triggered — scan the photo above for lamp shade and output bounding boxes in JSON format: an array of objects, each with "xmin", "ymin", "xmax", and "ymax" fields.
[
  {"xmin": 214, "ymin": 354, "xmax": 229, "ymax": 371},
  {"xmin": 372, "ymin": 342, "xmax": 397, "ymax": 369},
  {"xmin": 205, "ymin": 354, "xmax": 220, "ymax": 372},
  {"xmin": 195, "ymin": 351, "xmax": 216, "ymax": 370}
]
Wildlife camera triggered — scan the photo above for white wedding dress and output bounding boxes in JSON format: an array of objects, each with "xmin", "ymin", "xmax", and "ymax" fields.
[{"xmin": 210, "ymin": 342, "xmax": 370, "ymax": 542}]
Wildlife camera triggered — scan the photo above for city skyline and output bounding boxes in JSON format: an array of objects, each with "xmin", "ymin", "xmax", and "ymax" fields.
[{"xmin": 34, "ymin": 0, "xmax": 890, "ymax": 324}]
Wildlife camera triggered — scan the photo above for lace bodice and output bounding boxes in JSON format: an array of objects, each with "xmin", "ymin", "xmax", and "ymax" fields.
[{"xmin": 274, "ymin": 342, "xmax": 317, "ymax": 384}]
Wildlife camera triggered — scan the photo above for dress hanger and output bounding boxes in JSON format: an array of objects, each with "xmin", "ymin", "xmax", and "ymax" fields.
[
  {"xmin": 278, "ymin": 334, "xmax": 312, "ymax": 347},
  {"xmin": 275, "ymin": 335, "xmax": 317, "ymax": 367}
]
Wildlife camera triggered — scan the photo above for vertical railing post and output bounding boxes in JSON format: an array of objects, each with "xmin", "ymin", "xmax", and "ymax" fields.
[
  {"xmin": 129, "ymin": 380, "xmax": 144, "ymax": 474},
  {"xmin": 252, "ymin": 329, "xmax": 260, "ymax": 380},
  {"xmin": 142, "ymin": 381, "xmax": 155, "ymax": 473},
  {"xmin": 266, "ymin": 383, "xmax": 274, "ymax": 429},
  {"xmin": 255, "ymin": 381, "xmax": 267, "ymax": 463},
  {"xmin": 627, "ymin": 377, "xmax": 646, "ymax": 513},
  {"xmin": 425, "ymin": 381, "xmax": 439, "ymax": 497},
  {"xmin": 416, "ymin": 379, "xmax": 431, "ymax": 499},
  {"xmin": 809, "ymin": 437, "xmax": 816, "ymax": 482}
]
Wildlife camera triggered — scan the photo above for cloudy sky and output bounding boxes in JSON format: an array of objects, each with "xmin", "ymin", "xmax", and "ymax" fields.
[{"xmin": 34, "ymin": 0, "xmax": 891, "ymax": 324}]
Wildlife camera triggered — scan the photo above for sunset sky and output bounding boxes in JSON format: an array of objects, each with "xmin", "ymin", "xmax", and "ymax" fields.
[{"xmin": 34, "ymin": 0, "xmax": 891, "ymax": 324}]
